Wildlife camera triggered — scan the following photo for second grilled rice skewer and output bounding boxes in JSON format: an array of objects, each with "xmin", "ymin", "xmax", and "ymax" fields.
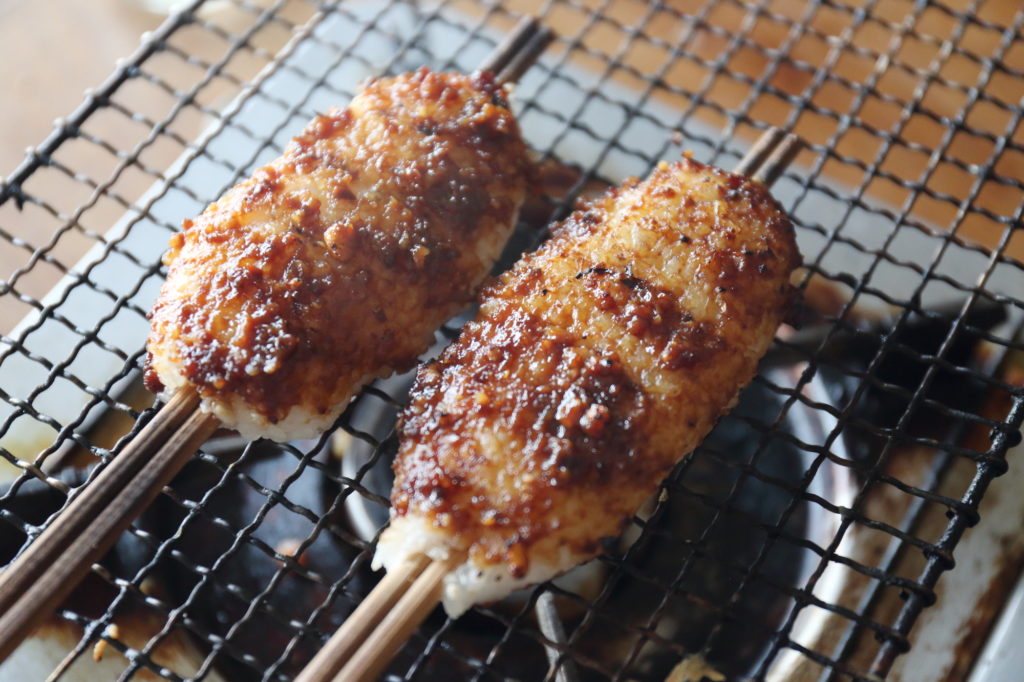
[
  {"xmin": 312, "ymin": 130, "xmax": 800, "ymax": 682},
  {"xmin": 377, "ymin": 146, "xmax": 800, "ymax": 616}
]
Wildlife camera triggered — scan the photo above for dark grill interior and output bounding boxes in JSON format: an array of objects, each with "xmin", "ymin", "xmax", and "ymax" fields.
[{"xmin": 0, "ymin": 1, "xmax": 1022, "ymax": 680}]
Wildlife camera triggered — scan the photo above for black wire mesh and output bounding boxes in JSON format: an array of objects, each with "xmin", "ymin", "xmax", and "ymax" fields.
[{"xmin": 1, "ymin": 0, "xmax": 1023, "ymax": 680}]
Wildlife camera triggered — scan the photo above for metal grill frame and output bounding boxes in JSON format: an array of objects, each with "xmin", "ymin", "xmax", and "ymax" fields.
[{"xmin": 1, "ymin": 1, "xmax": 1023, "ymax": 680}]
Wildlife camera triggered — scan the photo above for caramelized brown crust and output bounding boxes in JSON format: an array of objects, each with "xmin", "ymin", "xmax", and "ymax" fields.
[
  {"xmin": 392, "ymin": 158, "xmax": 800, "ymax": 577},
  {"xmin": 146, "ymin": 68, "xmax": 530, "ymax": 426}
]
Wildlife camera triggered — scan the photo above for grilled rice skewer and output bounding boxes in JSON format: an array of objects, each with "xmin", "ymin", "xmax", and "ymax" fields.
[
  {"xmin": 146, "ymin": 67, "xmax": 532, "ymax": 441},
  {"xmin": 375, "ymin": 155, "xmax": 801, "ymax": 616},
  {"xmin": 0, "ymin": 16, "xmax": 552, "ymax": 662}
]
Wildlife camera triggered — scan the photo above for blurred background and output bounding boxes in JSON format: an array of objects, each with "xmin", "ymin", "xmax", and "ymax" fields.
[{"xmin": 0, "ymin": 0, "xmax": 163, "ymax": 174}]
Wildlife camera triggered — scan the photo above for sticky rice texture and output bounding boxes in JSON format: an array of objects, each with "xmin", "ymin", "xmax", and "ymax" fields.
[
  {"xmin": 143, "ymin": 69, "xmax": 531, "ymax": 441},
  {"xmin": 373, "ymin": 516, "xmax": 581, "ymax": 617},
  {"xmin": 148, "ymin": 357, "xmax": 379, "ymax": 442}
]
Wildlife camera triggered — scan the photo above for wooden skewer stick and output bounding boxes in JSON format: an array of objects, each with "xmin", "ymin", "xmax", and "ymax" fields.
[
  {"xmin": 0, "ymin": 405, "xmax": 219, "ymax": 661},
  {"xmin": 290, "ymin": 125, "xmax": 804, "ymax": 682},
  {"xmin": 335, "ymin": 557, "xmax": 455, "ymax": 682},
  {"xmin": 480, "ymin": 16, "xmax": 545, "ymax": 75},
  {"xmin": 496, "ymin": 22, "xmax": 554, "ymax": 84},
  {"xmin": 294, "ymin": 554, "xmax": 430, "ymax": 682},
  {"xmin": 752, "ymin": 132, "xmax": 801, "ymax": 185},
  {"xmin": 734, "ymin": 126, "xmax": 785, "ymax": 177},
  {"xmin": 0, "ymin": 13, "xmax": 553, "ymax": 668},
  {"xmin": 0, "ymin": 388, "xmax": 199, "ymax": 617}
]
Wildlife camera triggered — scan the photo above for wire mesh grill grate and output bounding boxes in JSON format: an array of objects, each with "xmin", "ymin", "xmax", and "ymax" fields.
[{"xmin": 1, "ymin": 1, "xmax": 1023, "ymax": 680}]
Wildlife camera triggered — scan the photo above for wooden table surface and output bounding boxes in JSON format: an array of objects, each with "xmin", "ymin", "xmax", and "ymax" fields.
[{"xmin": 0, "ymin": 0, "xmax": 161, "ymax": 176}]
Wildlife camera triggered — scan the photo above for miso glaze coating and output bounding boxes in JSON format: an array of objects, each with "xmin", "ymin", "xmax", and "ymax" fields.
[
  {"xmin": 146, "ymin": 68, "xmax": 531, "ymax": 434},
  {"xmin": 391, "ymin": 158, "xmax": 800, "ymax": 578}
]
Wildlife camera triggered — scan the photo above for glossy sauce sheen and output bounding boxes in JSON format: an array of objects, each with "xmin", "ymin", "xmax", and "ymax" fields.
[
  {"xmin": 146, "ymin": 69, "xmax": 530, "ymax": 425},
  {"xmin": 392, "ymin": 159, "xmax": 800, "ymax": 578}
]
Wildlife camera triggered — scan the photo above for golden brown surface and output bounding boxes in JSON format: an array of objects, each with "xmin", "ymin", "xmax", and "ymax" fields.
[
  {"xmin": 146, "ymin": 68, "xmax": 530, "ymax": 429},
  {"xmin": 392, "ymin": 158, "xmax": 800, "ymax": 578}
]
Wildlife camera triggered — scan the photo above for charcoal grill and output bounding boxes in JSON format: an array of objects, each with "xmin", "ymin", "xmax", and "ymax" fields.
[{"xmin": 1, "ymin": 1, "xmax": 1023, "ymax": 680}]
